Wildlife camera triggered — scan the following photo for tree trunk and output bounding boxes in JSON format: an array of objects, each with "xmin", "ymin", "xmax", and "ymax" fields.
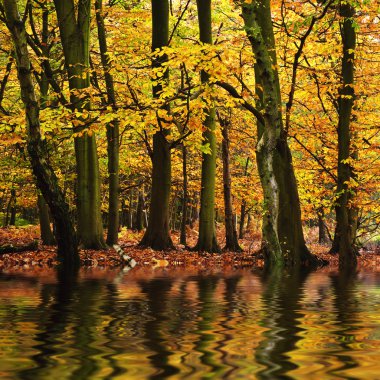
[
  {"xmin": 3, "ymin": 0, "xmax": 79, "ymax": 267},
  {"xmin": 95, "ymin": 0, "xmax": 120, "ymax": 245},
  {"xmin": 4, "ymin": 188, "xmax": 16, "ymax": 226},
  {"xmin": 318, "ymin": 208, "xmax": 328, "ymax": 244},
  {"xmin": 220, "ymin": 115, "xmax": 242, "ymax": 252},
  {"xmin": 38, "ymin": 194, "xmax": 56, "ymax": 245},
  {"xmin": 194, "ymin": 0, "xmax": 220, "ymax": 253},
  {"xmin": 134, "ymin": 190, "xmax": 144, "ymax": 231},
  {"xmin": 239, "ymin": 201, "xmax": 246, "ymax": 239},
  {"xmin": 239, "ymin": 157, "xmax": 249, "ymax": 239},
  {"xmin": 9, "ymin": 195, "xmax": 16, "ymax": 225},
  {"xmin": 180, "ymin": 144, "xmax": 188, "ymax": 246},
  {"xmin": 54, "ymin": 0, "xmax": 105, "ymax": 249},
  {"xmin": 139, "ymin": 0, "xmax": 173, "ymax": 250},
  {"xmin": 335, "ymin": 1, "xmax": 357, "ymax": 269},
  {"xmin": 242, "ymin": 1, "xmax": 318, "ymax": 267}
]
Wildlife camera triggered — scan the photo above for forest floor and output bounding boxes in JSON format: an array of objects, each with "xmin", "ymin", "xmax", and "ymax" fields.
[{"xmin": 0, "ymin": 225, "xmax": 379, "ymax": 274}]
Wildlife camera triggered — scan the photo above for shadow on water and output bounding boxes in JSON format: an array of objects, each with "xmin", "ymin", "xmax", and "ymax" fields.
[
  {"xmin": 138, "ymin": 277, "xmax": 180, "ymax": 380},
  {"xmin": 18, "ymin": 266, "xmax": 80, "ymax": 380},
  {"xmin": 254, "ymin": 267, "xmax": 313, "ymax": 380},
  {"xmin": 328, "ymin": 269, "xmax": 360, "ymax": 380},
  {"xmin": 0, "ymin": 266, "xmax": 378, "ymax": 379},
  {"xmin": 18, "ymin": 266, "xmax": 122, "ymax": 380}
]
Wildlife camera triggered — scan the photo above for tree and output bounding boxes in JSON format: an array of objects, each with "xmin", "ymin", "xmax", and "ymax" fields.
[
  {"xmin": 2, "ymin": 0, "xmax": 79, "ymax": 266},
  {"xmin": 219, "ymin": 112, "xmax": 242, "ymax": 252},
  {"xmin": 335, "ymin": 0, "xmax": 358, "ymax": 268},
  {"xmin": 139, "ymin": 0, "xmax": 174, "ymax": 250},
  {"xmin": 194, "ymin": 0, "xmax": 220, "ymax": 253},
  {"xmin": 240, "ymin": 0, "xmax": 318, "ymax": 266},
  {"xmin": 95, "ymin": 0, "xmax": 120, "ymax": 245},
  {"xmin": 53, "ymin": 0, "xmax": 105, "ymax": 249}
]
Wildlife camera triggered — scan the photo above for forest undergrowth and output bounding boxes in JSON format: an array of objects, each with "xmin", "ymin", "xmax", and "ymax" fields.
[{"xmin": 1, "ymin": 225, "xmax": 379, "ymax": 274}]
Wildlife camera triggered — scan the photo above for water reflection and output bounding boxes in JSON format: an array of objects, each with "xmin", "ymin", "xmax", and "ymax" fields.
[
  {"xmin": 255, "ymin": 268, "xmax": 311, "ymax": 379},
  {"xmin": 0, "ymin": 267, "xmax": 379, "ymax": 379}
]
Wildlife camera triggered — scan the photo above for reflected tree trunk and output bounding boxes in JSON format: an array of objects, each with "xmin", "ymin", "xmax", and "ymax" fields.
[{"xmin": 255, "ymin": 268, "xmax": 311, "ymax": 379}]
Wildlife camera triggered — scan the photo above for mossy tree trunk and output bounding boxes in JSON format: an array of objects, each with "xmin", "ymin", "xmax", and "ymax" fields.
[
  {"xmin": 3, "ymin": 0, "xmax": 79, "ymax": 266},
  {"xmin": 194, "ymin": 0, "xmax": 220, "ymax": 253},
  {"xmin": 242, "ymin": 1, "xmax": 318, "ymax": 267},
  {"xmin": 95, "ymin": 0, "xmax": 120, "ymax": 245},
  {"xmin": 139, "ymin": 0, "xmax": 173, "ymax": 250},
  {"xmin": 335, "ymin": 1, "xmax": 357, "ymax": 269},
  {"xmin": 54, "ymin": 0, "xmax": 105, "ymax": 249}
]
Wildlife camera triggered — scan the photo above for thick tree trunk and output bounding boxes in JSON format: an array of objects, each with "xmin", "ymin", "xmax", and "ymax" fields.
[
  {"xmin": 140, "ymin": 0, "xmax": 173, "ymax": 250},
  {"xmin": 180, "ymin": 144, "xmax": 188, "ymax": 246},
  {"xmin": 3, "ymin": 0, "xmax": 79, "ymax": 266},
  {"xmin": 242, "ymin": 1, "xmax": 318, "ymax": 267},
  {"xmin": 140, "ymin": 133, "xmax": 173, "ymax": 249},
  {"xmin": 221, "ymin": 116, "xmax": 242, "ymax": 252},
  {"xmin": 194, "ymin": 0, "xmax": 220, "ymax": 253},
  {"xmin": 335, "ymin": 1, "xmax": 357, "ymax": 268},
  {"xmin": 54, "ymin": 0, "xmax": 105, "ymax": 249},
  {"xmin": 38, "ymin": 194, "xmax": 56, "ymax": 245},
  {"xmin": 95, "ymin": 0, "xmax": 120, "ymax": 245}
]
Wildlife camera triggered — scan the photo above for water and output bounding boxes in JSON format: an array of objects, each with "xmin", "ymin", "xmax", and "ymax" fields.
[{"xmin": 0, "ymin": 267, "xmax": 379, "ymax": 379}]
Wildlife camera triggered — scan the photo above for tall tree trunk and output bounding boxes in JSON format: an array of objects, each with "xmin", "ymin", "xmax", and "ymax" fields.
[
  {"xmin": 194, "ymin": 0, "xmax": 220, "ymax": 253},
  {"xmin": 180, "ymin": 144, "xmax": 188, "ymax": 246},
  {"xmin": 36, "ymin": 7, "xmax": 56, "ymax": 246},
  {"xmin": 318, "ymin": 208, "xmax": 328, "ymax": 244},
  {"xmin": 139, "ymin": 0, "xmax": 173, "ymax": 250},
  {"xmin": 95, "ymin": 0, "xmax": 120, "ymax": 245},
  {"xmin": 38, "ymin": 194, "xmax": 56, "ymax": 245},
  {"xmin": 335, "ymin": 1, "xmax": 357, "ymax": 268},
  {"xmin": 3, "ymin": 0, "xmax": 79, "ymax": 266},
  {"xmin": 54, "ymin": 0, "xmax": 105, "ymax": 249},
  {"xmin": 242, "ymin": 1, "xmax": 318, "ymax": 267},
  {"xmin": 134, "ymin": 190, "xmax": 144, "ymax": 231},
  {"xmin": 220, "ymin": 115, "xmax": 242, "ymax": 252},
  {"xmin": 239, "ymin": 157, "xmax": 250, "ymax": 239}
]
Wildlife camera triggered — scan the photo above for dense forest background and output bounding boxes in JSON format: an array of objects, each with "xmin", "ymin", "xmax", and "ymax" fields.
[{"xmin": 0, "ymin": 0, "xmax": 379, "ymax": 268}]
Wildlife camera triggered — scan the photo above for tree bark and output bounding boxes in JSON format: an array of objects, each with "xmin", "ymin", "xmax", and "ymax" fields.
[
  {"xmin": 194, "ymin": 0, "xmax": 220, "ymax": 253},
  {"xmin": 318, "ymin": 208, "xmax": 328, "ymax": 244},
  {"xmin": 242, "ymin": 1, "xmax": 319, "ymax": 267},
  {"xmin": 220, "ymin": 115, "xmax": 242, "ymax": 252},
  {"xmin": 9, "ymin": 188, "xmax": 16, "ymax": 225},
  {"xmin": 134, "ymin": 190, "xmax": 144, "ymax": 231},
  {"xmin": 3, "ymin": 0, "xmax": 79, "ymax": 266},
  {"xmin": 335, "ymin": 1, "xmax": 357, "ymax": 268},
  {"xmin": 95, "ymin": 0, "xmax": 120, "ymax": 245},
  {"xmin": 239, "ymin": 157, "xmax": 250, "ymax": 239},
  {"xmin": 38, "ymin": 194, "xmax": 56, "ymax": 245},
  {"xmin": 180, "ymin": 144, "xmax": 188, "ymax": 246},
  {"xmin": 139, "ymin": 0, "xmax": 173, "ymax": 250},
  {"xmin": 54, "ymin": 0, "xmax": 105, "ymax": 249}
]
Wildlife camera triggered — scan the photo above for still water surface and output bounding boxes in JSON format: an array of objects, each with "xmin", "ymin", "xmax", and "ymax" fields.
[{"xmin": 0, "ymin": 267, "xmax": 379, "ymax": 379}]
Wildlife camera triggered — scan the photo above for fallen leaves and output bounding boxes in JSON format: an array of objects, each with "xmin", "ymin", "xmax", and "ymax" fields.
[{"xmin": 0, "ymin": 226, "xmax": 379, "ymax": 275}]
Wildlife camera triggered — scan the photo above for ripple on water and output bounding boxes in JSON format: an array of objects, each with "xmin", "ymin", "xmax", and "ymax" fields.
[{"xmin": 0, "ymin": 269, "xmax": 379, "ymax": 379}]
